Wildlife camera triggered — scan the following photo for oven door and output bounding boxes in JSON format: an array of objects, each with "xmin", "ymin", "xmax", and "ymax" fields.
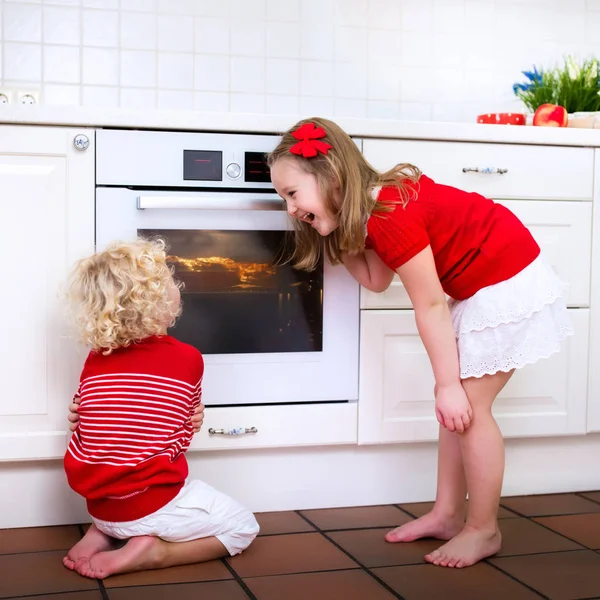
[{"xmin": 96, "ymin": 188, "xmax": 359, "ymax": 406}]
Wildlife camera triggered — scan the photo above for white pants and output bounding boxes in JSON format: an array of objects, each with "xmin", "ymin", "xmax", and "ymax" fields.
[{"xmin": 92, "ymin": 479, "xmax": 259, "ymax": 556}]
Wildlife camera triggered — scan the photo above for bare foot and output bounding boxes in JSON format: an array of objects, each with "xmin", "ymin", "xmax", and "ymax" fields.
[
  {"xmin": 63, "ymin": 524, "xmax": 114, "ymax": 571},
  {"xmin": 424, "ymin": 525, "xmax": 502, "ymax": 568},
  {"xmin": 385, "ymin": 511, "xmax": 464, "ymax": 543},
  {"xmin": 75, "ymin": 536, "xmax": 164, "ymax": 580}
]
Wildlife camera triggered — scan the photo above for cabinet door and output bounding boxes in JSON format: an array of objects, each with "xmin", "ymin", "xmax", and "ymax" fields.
[
  {"xmin": 358, "ymin": 309, "xmax": 589, "ymax": 444},
  {"xmin": 362, "ymin": 139, "xmax": 593, "ymax": 200},
  {"xmin": 361, "ymin": 200, "xmax": 591, "ymax": 309},
  {"xmin": 587, "ymin": 150, "xmax": 600, "ymax": 433},
  {"xmin": 0, "ymin": 127, "xmax": 94, "ymax": 461}
]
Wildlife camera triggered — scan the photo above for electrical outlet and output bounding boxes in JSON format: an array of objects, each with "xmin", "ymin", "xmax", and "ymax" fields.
[
  {"xmin": 17, "ymin": 89, "xmax": 41, "ymax": 105},
  {"xmin": 0, "ymin": 88, "xmax": 17, "ymax": 104}
]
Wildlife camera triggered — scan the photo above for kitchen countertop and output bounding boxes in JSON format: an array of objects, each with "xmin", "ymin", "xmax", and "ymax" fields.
[{"xmin": 2, "ymin": 105, "xmax": 600, "ymax": 147}]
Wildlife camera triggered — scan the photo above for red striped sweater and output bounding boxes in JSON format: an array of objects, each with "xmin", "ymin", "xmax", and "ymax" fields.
[{"xmin": 64, "ymin": 335, "xmax": 203, "ymax": 522}]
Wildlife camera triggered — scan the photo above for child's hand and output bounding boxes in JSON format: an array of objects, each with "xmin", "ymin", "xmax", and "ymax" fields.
[
  {"xmin": 67, "ymin": 395, "xmax": 81, "ymax": 432},
  {"xmin": 434, "ymin": 383, "xmax": 473, "ymax": 433},
  {"xmin": 190, "ymin": 403, "xmax": 205, "ymax": 434}
]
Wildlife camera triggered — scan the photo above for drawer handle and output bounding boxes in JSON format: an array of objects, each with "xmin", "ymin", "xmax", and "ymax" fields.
[
  {"xmin": 208, "ymin": 427, "xmax": 258, "ymax": 436},
  {"xmin": 462, "ymin": 166, "xmax": 508, "ymax": 175}
]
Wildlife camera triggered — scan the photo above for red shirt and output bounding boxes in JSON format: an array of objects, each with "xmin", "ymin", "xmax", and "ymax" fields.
[
  {"xmin": 365, "ymin": 175, "xmax": 540, "ymax": 300},
  {"xmin": 64, "ymin": 335, "xmax": 203, "ymax": 522}
]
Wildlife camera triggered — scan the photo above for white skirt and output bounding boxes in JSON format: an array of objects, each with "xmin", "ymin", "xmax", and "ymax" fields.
[{"xmin": 449, "ymin": 255, "xmax": 573, "ymax": 380}]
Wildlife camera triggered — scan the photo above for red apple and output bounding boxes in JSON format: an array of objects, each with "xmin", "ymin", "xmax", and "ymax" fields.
[{"xmin": 533, "ymin": 104, "xmax": 568, "ymax": 127}]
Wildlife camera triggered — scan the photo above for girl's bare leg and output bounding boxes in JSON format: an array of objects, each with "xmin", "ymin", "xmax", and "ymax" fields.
[
  {"xmin": 386, "ymin": 423, "xmax": 467, "ymax": 542},
  {"xmin": 425, "ymin": 370, "xmax": 513, "ymax": 568}
]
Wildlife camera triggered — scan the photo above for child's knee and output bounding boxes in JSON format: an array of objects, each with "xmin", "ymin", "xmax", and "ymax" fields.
[{"xmin": 219, "ymin": 512, "xmax": 260, "ymax": 556}]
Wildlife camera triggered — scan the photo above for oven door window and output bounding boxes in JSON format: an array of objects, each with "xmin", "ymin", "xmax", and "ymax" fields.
[{"xmin": 140, "ymin": 229, "xmax": 324, "ymax": 355}]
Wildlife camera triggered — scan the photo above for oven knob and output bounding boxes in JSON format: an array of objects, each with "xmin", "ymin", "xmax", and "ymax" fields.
[{"xmin": 226, "ymin": 163, "xmax": 242, "ymax": 179}]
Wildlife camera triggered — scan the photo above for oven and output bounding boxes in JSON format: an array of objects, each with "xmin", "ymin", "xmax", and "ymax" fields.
[{"xmin": 95, "ymin": 129, "xmax": 359, "ymax": 406}]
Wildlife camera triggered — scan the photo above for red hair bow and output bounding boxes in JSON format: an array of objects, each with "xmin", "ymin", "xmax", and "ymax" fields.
[{"xmin": 289, "ymin": 123, "xmax": 333, "ymax": 158}]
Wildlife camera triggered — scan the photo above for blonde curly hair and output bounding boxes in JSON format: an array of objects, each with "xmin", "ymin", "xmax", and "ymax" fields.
[{"xmin": 66, "ymin": 238, "xmax": 182, "ymax": 354}]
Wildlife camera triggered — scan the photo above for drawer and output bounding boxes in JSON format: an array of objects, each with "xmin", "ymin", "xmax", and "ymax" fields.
[
  {"xmin": 190, "ymin": 403, "xmax": 358, "ymax": 451},
  {"xmin": 361, "ymin": 200, "xmax": 591, "ymax": 309},
  {"xmin": 362, "ymin": 139, "xmax": 593, "ymax": 200}
]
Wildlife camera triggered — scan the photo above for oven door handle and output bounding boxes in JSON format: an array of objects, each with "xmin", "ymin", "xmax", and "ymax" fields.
[{"xmin": 137, "ymin": 193, "xmax": 284, "ymax": 211}]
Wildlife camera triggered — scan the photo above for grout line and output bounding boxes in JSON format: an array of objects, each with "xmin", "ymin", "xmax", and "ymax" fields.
[
  {"xmin": 484, "ymin": 560, "xmax": 550, "ymax": 600},
  {"xmin": 98, "ymin": 579, "xmax": 110, "ymax": 600},
  {"xmin": 575, "ymin": 491, "xmax": 600, "ymax": 507},
  {"xmin": 294, "ymin": 511, "xmax": 408, "ymax": 600},
  {"xmin": 116, "ymin": 0, "xmax": 122, "ymax": 107},
  {"xmin": 235, "ymin": 565, "xmax": 383, "ymax": 581},
  {"xmin": 221, "ymin": 557, "xmax": 258, "ymax": 600},
  {"xmin": 497, "ymin": 502, "xmax": 597, "ymax": 551},
  {"xmin": 393, "ymin": 504, "xmax": 423, "ymax": 519},
  {"xmin": 260, "ymin": 525, "xmax": 398, "ymax": 536},
  {"xmin": 525, "ymin": 519, "xmax": 594, "ymax": 551}
]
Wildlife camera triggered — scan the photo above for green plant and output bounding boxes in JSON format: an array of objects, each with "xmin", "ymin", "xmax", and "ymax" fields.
[{"xmin": 513, "ymin": 57, "xmax": 600, "ymax": 113}]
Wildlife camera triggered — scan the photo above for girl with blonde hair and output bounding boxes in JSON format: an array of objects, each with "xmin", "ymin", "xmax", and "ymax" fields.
[
  {"xmin": 63, "ymin": 238, "xmax": 258, "ymax": 580},
  {"xmin": 268, "ymin": 118, "xmax": 572, "ymax": 568}
]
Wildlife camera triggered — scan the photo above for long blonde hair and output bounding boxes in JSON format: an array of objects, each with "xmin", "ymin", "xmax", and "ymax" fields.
[
  {"xmin": 66, "ymin": 238, "xmax": 182, "ymax": 354},
  {"xmin": 268, "ymin": 117, "xmax": 421, "ymax": 271}
]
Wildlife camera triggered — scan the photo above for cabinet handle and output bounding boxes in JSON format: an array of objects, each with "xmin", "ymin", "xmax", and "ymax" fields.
[
  {"xmin": 462, "ymin": 167, "xmax": 508, "ymax": 175},
  {"xmin": 73, "ymin": 134, "xmax": 90, "ymax": 151},
  {"xmin": 208, "ymin": 427, "xmax": 258, "ymax": 436}
]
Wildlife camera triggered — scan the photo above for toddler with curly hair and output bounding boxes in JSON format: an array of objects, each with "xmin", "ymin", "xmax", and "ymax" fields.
[{"xmin": 62, "ymin": 238, "xmax": 258, "ymax": 580}]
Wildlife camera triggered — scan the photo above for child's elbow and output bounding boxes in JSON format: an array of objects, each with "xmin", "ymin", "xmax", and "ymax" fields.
[{"xmin": 366, "ymin": 281, "xmax": 391, "ymax": 293}]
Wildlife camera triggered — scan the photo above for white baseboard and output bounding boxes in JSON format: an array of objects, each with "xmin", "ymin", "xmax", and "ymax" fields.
[{"xmin": 2, "ymin": 434, "xmax": 600, "ymax": 529}]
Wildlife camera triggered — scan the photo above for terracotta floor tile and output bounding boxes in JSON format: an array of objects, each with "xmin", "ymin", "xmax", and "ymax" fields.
[
  {"xmin": 500, "ymin": 493, "xmax": 600, "ymax": 517},
  {"xmin": 497, "ymin": 517, "xmax": 583, "ymax": 556},
  {"xmin": 107, "ymin": 581, "xmax": 249, "ymax": 600},
  {"xmin": 102, "ymin": 559, "xmax": 231, "ymax": 588},
  {"xmin": 226, "ymin": 533, "xmax": 357, "ymax": 578},
  {"xmin": 22, "ymin": 594, "xmax": 103, "ymax": 600},
  {"xmin": 580, "ymin": 491, "xmax": 600, "ymax": 504},
  {"xmin": 299, "ymin": 505, "xmax": 411, "ymax": 531},
  {"xmin": 26, "ymin": 594, "xmax": 104, "ymax": 600},
  {"xmin": 327, "ymin": 528, "xmax": 440, "ymax": 568},
  {"xmin": 0, "ymin": 550, "xmax": 98, "ymax": 598},
  {"xmin": 255, "ymin": 511, "xmax": 315, "ymax": 535},
  {"xmin": 490, "ymin": 550, "xmax": 600, "ymax": 600},
  {"xmin": 399, "ymin": 501, "xmax": 517, "ymax": 519},
  {"xmin": 0, "ymin": 525, "xmax": 82, "ymax": 555},
  {"xmin": 534, "ymin": 513, "xmax": 600, "ymax": 549},
  {"xmin": 372, "ymin": 562, "xmax": 542, "ymax": 600},
  {"xmin": 246, "ymin": 569, "xmax": 398, "ymax": 600}
]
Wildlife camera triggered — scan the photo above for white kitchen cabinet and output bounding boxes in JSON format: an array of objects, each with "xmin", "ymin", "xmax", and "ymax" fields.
[
  {"xmin": 587, "ymin": 149, "xmax": 600, "ymax": 433},
  {"xmin": 191, "ymin": 402, "xmax": 358, "ymax": 452},
  {"xmin": 0, "ymin": 126, "xmax": 94, "ymax": 461},
  {"xmin": 358, "ymin": 309, "xmax": 589, "ymax": 444},
  {"xmin": 361, "ymin": 200, "xmax": 592, "ymax": 309},
  {"xmin": 362, "ymin": 139, "xmax": 594, "ymax": 201}
]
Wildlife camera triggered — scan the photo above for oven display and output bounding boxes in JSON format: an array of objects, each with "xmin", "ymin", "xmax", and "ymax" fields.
[
  {"xmin": 183, "ymin": 150, "xmax": 222, "ymax": 181},
  {"xmin": 244, "ymin": 151, "xmax": 271, "ymax": 183}
]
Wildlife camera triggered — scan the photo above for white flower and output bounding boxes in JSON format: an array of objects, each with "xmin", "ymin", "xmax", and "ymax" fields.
[
  {"xmin": 584, "ymin": 59, "xmax": 598, "ymax": 86},
  {"xmin": 567, "ymin": 56, "xmax": 580, "ymax": 80}
]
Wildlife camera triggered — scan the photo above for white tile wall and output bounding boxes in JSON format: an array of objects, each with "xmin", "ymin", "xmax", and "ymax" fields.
[{"xmin": 1, "ymin": 0, "xmax": 599, "ymax": 121}]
